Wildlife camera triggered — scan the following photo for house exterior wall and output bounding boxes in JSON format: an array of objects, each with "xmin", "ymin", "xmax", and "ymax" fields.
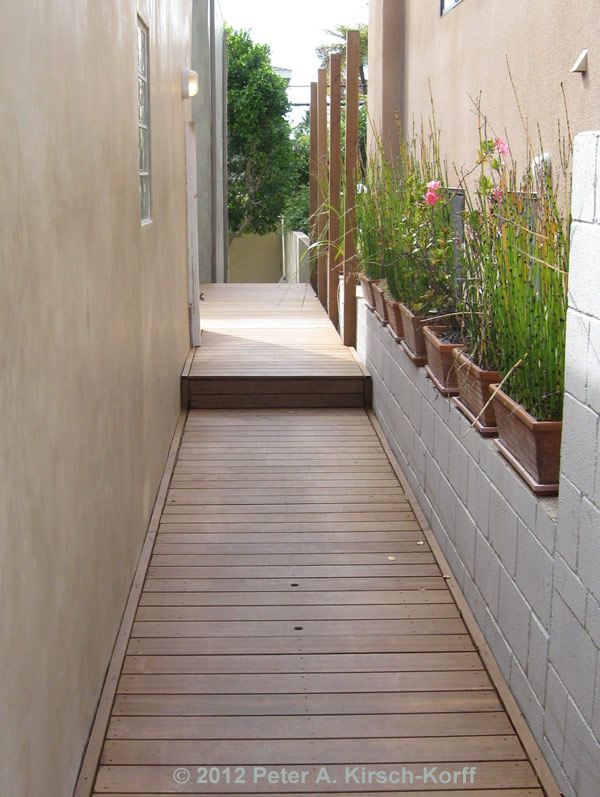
[
  {"xmin": 228, "ymin": 233, "xmax": 283, "ymax": 283},
  {"xmin": 192, "ymin": 0, "xmax": 227, "ymax": 282},
  {"xmin": 368, "ymin": 0, "xmax": 600, "ymax": 177},
  {"xmin": 0, "ymin": 1, "xmax": 198, "ymax": 795}
]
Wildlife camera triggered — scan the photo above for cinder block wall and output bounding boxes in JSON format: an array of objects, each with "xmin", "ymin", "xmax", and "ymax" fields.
[{"xmin": 356, "ymin": 132, "xmax": 600, "ymax": 796}]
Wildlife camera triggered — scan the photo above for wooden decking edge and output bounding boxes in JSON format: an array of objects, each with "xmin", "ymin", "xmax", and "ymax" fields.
[
  {"xmin": 72, "ymin": 408, "xmax": 188, "ymax": 797},
  {"xmin": 367, "ymin": 408, "xmax": 561, "ymax": 797}
]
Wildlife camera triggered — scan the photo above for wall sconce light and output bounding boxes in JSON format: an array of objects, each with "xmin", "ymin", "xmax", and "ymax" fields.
[
  {"xmin": 182, "ymin": 68, "xmax": 199, "ymax": 99},
  {"xmin": 571, "ymin": 49, "xmax": 588, "ymax": 74}
]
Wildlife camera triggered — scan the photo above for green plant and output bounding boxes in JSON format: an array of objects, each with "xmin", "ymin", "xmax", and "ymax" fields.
[{"xmin": 459, "ymin": 112, "xmax": 571, "ymax": 421}]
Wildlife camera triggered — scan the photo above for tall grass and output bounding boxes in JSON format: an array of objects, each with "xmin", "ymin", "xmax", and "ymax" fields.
[{"xmin": 459, "ymin": 116, "xmax": 571, "ymax": 421}]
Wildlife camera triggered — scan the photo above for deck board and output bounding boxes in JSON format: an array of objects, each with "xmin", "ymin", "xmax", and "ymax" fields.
[
  {"xmin": 184, "ymin": 285, "xmax": 370, "ymax": 407},
  {"xmin": 82, "ymin": 406, "xmax": 552, "ymax": 796}
]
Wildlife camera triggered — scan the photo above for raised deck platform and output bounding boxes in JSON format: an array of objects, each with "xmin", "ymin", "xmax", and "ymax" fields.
[{"xmin": 182, "ymin": 284, "xmax": 371, "ymax": 409}]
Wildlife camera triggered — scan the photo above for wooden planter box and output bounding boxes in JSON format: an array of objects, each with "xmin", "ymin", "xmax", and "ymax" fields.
[
  {"xmin": 358, "ymin": 275, "xmax": 379, "ymax": 311},
  {"xmin": 384, "ymin": 295, "xmax": 404, "ymax": 342},
  {"xmin": 398, "ymin": 303, "xmax": 433, "ymax": 366},
  {"xmin": 452, "ymin": 350, "xmax": 501, "ymax": 435},
  {"xmin": 491, "ymin": 385, "xmax": 562, "ymax": 495},
  {"xmin": 423, "ymin": 326, "xmax": 464, "ymax": 396},
  {"xmin": 372, "ymin": 282, "xmax": 389, "ymax": 326}
]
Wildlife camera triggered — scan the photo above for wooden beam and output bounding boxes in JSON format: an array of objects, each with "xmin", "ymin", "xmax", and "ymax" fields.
[
  {"xmin": 328, "ymin": 54, "xmax": 342, "ymax": 330},
  {"xmin": 317, "ymin": 68, "xmax": 328, "ymax": 307},
  {"xmin": 343, "ymin": 30, "xmax": 360, "ymax": 347},
  {"xmin": 308, "ymin": 82, "xmax": 318, "ymax": 293}
]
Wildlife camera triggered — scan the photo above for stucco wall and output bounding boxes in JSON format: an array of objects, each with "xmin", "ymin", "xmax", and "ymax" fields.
[
  {"xmin": 0, "ymin": 2, "xmax": 193, "ymax": 795},
  {"xmin": 192, "ymin": 0, "xmax": 227, "ymax": 283},
  {"xmin": 228, "ymin": 233, "xmax": 283, "ymax": 282},
  {"xmin": 369, "ymin": 0, "xmax": 600, "ymax": 179}
]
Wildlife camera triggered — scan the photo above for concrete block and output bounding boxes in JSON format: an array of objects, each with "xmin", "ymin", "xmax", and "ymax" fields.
[
  {"xmin": 444, "ymin": 538, "xmax": 466, "ymax": 588},
  {"xmin": 429, "ymin": 507, "xmax": 450, "ymax": 555},
  {"xmin": 467, "ymin": 456, "xmax": 490, "ymax": 537},
  {"xmin": 516, "ymin": 521, "xmax": 553, "ymax": 629},
  {"xmin": 498, "ymin": 566, "xmax": 531, "ymax": 669},
  {"xmin": 544, "ymin": 664, "xmax": 569, "ymax": 761},
  {"xmin": 554, "ymin": 554, "xmax": 588, "ymax": 624},
  {"xmin": 549, "ymin": 593, "xmax": 598, "ymax": 723},
  {"xmin": 564, "ymin": 308, "xmax": 590, "ymax": 405},
  {"xmin": 587, "ymin": 316, "xmax": 600, "ymax": 414},
  {"xmin": 420, "ymin": 400, "xmax": 435, "ymax": 454},
  {"xmin": 483, "ymin": 608, "xmax": 513, "ymax": 683},
  {"xmin": 458, "ymin": 416, "xmax": 483, "ymax": 464},
  {"xmin": 487, "ymin": 448, "xmax": 538, "ymax": 530},
  {"xmin": 436, "ymin": 472, "xmax": 457, "ymax": 542},
  {"xmin": 433, "ymin": 413, "xmax": 451, "ymax": 473},
  {"xmin": 594, "ymin": 664, "xmax": 600, "ymax": 740},
  {"xmin": 488, "ymin": 485, "xmax": 519, "ymax": 576},
  {"xmin": 571, "ymin": 132, "xmax": 600, "ymax": 224},
  {"xmin": 541, "ymin": 738, "xmax": 576, "ymax": 797},
  {"xmin": 474, "ymin": 534, "xmax": 501, "ymax": 617},
  {"xmin": 556, "ymin": 475, "xmax": 581, "ymax": 569},
  {"xmin": 560, "ymin": 394, "xmax": 598, "ymax": 498},
  {"xmin": 578, "ymin": 497, "xmax": 600, "ymax": 604},
  {"xmin": 563, "ymin": 697, "xmax": 600, "ymax": 797},
  {"xmin": 447, "ymin": 435, "xmax": 469, "ymax": 503},
  {"xmin": 527, "ymin": 613, "xmax": 549, "ymax": 703},
  {"xmin": 462, "ymin": 570, "xmax": 488, "ymax": 633},
  {"xmin": 454, "ymin": 501, "xmax": 477, "ymax": 577},
  {"xmin": 510, "ymin": 657, "xmax": 545, "ymax": 746},
  {"xmin": 568, "ymin": 221, "xmax": 600, "ymax": 318},
  {"xmin": 585, "ymin": 593, "xmax": 600, "ymax": 649},
  {"xmin": 411, "ymin": 433, "xmax": 427, "ymax": 485},
  {"xmin": 534, "ymin": 497, "xmax": 558, "ymax": 554}
]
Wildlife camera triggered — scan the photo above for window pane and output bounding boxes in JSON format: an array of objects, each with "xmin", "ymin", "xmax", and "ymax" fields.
[
  {"xmin": 140, "ymin": 175, "xmax": 150, "ymax": 220},
  {"xmin": 138, "ymin": 77, "xmax": 147, "ymax": 123},
  {"xmin": 137, "ymin": 27, "xmax": 147, "ymax": 75},
  {"xmin": 138, "ymin": 127, "xmax": 148, "ymax": 170}
]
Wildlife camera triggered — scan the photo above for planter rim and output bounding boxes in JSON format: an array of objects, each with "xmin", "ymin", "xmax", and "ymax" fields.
[
  {"xmin": 423, "ymin": 325, "xmax": 465, "ymax": 350},
  {"xmin": 453, "ymin": 350, "xmax": 501, "ymax": 381},
  {"xmin": 490, "ymin": 384, "xmax": 563, "ymax": 431},
  {"xmin": 359, "ymin": 274, "xmax": 383, "ymax": 285}
]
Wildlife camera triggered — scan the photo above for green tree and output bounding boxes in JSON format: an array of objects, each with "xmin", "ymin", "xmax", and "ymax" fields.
[
  {"xmin": 226, "ymin": 28, "xmax": 294, "ymax": 243},
  {"xmin": 315, "ymin": 24, "xmax": 368, "ymax": 95},
  {"xmin": 283, "ymin": 114, "xmax": 311, "ymax": 234}
]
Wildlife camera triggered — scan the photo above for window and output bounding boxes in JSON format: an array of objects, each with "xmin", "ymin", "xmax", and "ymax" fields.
[
  {"xmin": 137, "ymin": 18, "xmax": 151, "ymax": 222},
  {"xmin": 441, "ymin": 0, "xmax": 462, "ymax": 13}
]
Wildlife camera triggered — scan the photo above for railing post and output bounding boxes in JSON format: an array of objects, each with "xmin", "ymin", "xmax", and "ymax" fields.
[
  {"xmin": 309, "ymin": 81, "xmax": 318, "ymax": 293},
  {"xmin": 343, "ymin": 30, "xmax": 360, "ymax": 347},
  {"xmin": 328, "ymin": 53, "xmax": 342, "ymax": 329},
  {"xmin": 317, "ymin": 68, "xmax": 329, "ymax": 307}
]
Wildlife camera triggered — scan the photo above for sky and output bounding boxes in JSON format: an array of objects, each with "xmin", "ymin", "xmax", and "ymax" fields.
[{"xmin": 218, "ymin": 0, "xmax": 369, "ymax": 125}]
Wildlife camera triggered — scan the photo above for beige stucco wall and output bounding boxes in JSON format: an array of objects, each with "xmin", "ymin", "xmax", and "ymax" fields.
[
  {"xmin": 369, "ymin": 0, "xmax": 600, "ymax": 182},
  {"xmin": 228, "ymin": 233, "xmax": 283, "ymax": 282},
  {"xmin": 0, "ymin": 1, "xmax": 194, "ymax": 795}
]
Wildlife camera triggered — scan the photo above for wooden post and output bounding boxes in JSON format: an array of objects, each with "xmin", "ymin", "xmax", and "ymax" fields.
[
  {"xmin": 328, "ymin": 54, "xmax": 342, "ymax": 329},
  {"xmin": 317, "ymin": 68, "xmax": 328, "ymax": 307},
  {"xmin": 343, "ymin": 30, "xmax": 360, "ymax": 347},
  {"xmin": 309, "ymin": 82, "xmax": 318, "ymax": 293}
]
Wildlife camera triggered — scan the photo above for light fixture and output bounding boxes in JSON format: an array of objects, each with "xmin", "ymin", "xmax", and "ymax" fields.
[
  {"xmin": 571, "ymin": 49, "xmax": 588, "ymax": 74},
  {"xmin": 182, "ymin": 68, "xmax": 199, "ymax": 99}
]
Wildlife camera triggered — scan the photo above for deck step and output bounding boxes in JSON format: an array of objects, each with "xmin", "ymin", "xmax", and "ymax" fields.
[{"xmin": 182, "ymin": 375, "xmax": 372, "ymax": 409}]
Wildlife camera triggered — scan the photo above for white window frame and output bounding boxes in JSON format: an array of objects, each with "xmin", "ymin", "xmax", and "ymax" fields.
[
  {"xmin": 441, "ymin": 0, "xmax": 463, "ymax": 13},
  {"xmin": 137, "ymin": 17, "xmax": 151, "ymax": 223}
]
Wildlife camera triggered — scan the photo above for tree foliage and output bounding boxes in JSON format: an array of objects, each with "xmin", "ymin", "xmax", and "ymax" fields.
[
  {"xmin": 226, "ymin": 28, "xmax": 294, "ymax": 242},
  {"xmin": 283, "ymin": 114, "xmax": 311, "ymax": 234}
]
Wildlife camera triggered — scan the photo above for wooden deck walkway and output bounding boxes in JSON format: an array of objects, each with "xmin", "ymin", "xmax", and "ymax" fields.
[
  {"xmin": 182, "ymin": 284, "xmax": 371, "ymax": 409},
  {"xmin": 75, "ymin": 284, "xmax": 557, "ymax": 796}
]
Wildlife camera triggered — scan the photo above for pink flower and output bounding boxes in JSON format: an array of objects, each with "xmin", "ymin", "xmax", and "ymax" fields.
[
  {"xmin": 425, "ymin": 190, "xmax": 439, "ymax": 206},
  {"xmin": 427, "ymin": 180, "xmax": 441, "ymax": 191},
  {"xmin": 495, "ymin": 138, "xmax": 509, "ymax": 155},
  {"xmin": 491, "ymin": 187, "xmax": 503, "ymax": 202}
]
